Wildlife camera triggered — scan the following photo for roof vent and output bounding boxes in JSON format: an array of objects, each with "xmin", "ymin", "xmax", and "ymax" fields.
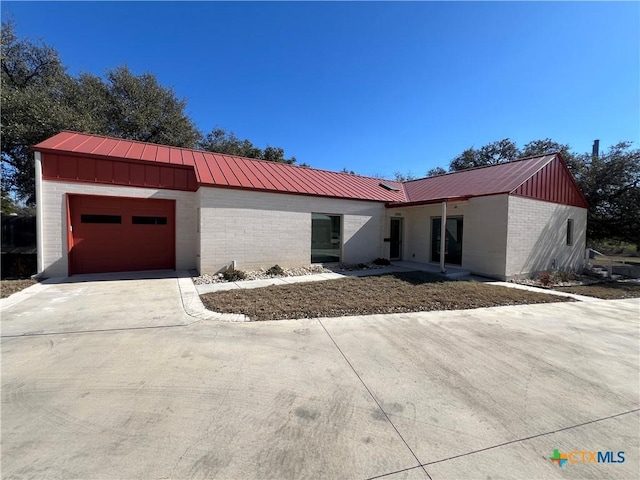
[{"xmin": 379, "ymin": 182, "xmax": 400, "ymax": 191}]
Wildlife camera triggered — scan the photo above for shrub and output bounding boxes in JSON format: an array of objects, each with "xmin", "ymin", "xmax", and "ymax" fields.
[
  {"xmin": 223, "ymin": 268, "xmax": 246, "ymax": 281},
  {"xmin": 266, "ymin": 264, "xmax": 284, "ymax": 276},
  {"xmin": 536, "ymin": 271, "xmax": 552, "ymax": 286},
  {"xmin": 551, "ymin": 269, "xmax": 576, "ymax": 283},
  {"xmin": 373, "ymin": 258, "xmax": 391, "ymax": 266}
]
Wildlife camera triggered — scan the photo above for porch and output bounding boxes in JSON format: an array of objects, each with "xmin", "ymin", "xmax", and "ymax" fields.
[{"xmin": 391, "ymin": 260, "xmax": 471, "ymax": 279}]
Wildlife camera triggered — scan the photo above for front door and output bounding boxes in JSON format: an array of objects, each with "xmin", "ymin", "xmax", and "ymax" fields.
[
  {"xmin": 390, "ymin": 218, "xmax": 403, "ymax": 260},
  {"xmin": 431, "ymin": 216, "xmax": 463, "ymax": 265}
]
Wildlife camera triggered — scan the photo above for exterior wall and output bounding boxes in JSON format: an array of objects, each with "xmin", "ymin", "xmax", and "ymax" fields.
[
  {"xmin": 198, "ymin": 187, "xmax": 386, "ymax": 273},
  {"xmin": 463, "ymin": 195, "xmax": 509, "ymax": 279},
  {"xmin": 386, "ymin": 195, "xmax": 509, "ymax": 278},
  {"xmin": 40, "ymin": 179, "xmax": 197, "ymax": 278},
  {"xmin": 505, "ymin": 195, "xmax": 587, "ymax": 278},
  {"xmin": 384, "ymin": 202, "xmax": 468, "ymax": 264}
]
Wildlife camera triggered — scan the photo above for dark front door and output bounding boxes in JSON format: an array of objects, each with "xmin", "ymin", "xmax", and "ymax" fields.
[
  {"xmin": 431, "ymin": 216, "xmax": 463, "ymax": 265},
  {"xmin": 390, "ymin": 218, "xmax": 403, "ymax": 260}
]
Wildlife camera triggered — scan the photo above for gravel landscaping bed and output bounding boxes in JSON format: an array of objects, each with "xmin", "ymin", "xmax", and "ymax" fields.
[
  {"xmin": 1, "ymin": 279, "xmax": 36, "ymax": 299},
  {"xmin": 554, "ymin": 280, "xmax": 640, "ymax": 299},
  {"xmin": 193, "ymin": 262, "xmax": 388, "ymax": 285},
  {"xmin": 200, "ymin": 271, "xmax": 573, "ymax": 321}
]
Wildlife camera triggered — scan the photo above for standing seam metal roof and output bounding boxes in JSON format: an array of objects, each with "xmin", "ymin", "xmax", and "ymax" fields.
[{"xmin": 33, "ymin": 131, "xmax": 587, "ymax": 207}]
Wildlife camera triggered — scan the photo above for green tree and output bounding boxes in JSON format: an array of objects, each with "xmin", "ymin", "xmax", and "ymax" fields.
[
  {"xmin": 426, "ymin": 166, "xmax": 447, "ymax": 177},
  {"xmin": 2, "ymin": 22, "xmax": 201, "ymax": 203},
  {"xmin": 199, "ymin": 127, "xmax": 296, "ymax": 164},
  {"xmin": 449, "ymin": 139, "xmax": 520, "ymax": 171},
  {"xmin": 99, "ymin": 66, "xmax": 200, "ymax": 147},
  {"xmin": 577, "ymin": 142, "xmax": 640, "ymax": 247},
  {"xmin": 448, "ymin": 137, "xmax": 640, "ymax": 247}
]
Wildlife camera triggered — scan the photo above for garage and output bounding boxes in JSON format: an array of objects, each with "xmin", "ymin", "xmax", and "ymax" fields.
[{"xmin": 68, "ymin": 194, "xmax": 175, "ymax": 275}]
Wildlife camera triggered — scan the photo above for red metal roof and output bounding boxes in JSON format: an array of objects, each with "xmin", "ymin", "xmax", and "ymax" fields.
[
  {"xmin": 399, "ymin": 154, "xmax": 587, "ymax": 208},
  {"xmin": 34, "ymin": 131, "xmax": 588, "ymax": 208},
  {"xmin": 34, "ymin": 131, "xmax": 406, "ymax": 202},
  {"xmin": 401, "ymin": 155, "xmax": 555, "ymax": 203}
]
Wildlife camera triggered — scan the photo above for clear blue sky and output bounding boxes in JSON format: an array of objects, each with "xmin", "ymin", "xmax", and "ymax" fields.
[{"xmin": 4, "ymin": 1, "xmax": 639, "ymax": 178}]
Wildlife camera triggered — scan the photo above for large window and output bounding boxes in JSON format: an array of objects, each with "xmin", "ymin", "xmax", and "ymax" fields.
[{"xmin": 311, "ymin": 214, "xmax": 341, "ymax": 263}]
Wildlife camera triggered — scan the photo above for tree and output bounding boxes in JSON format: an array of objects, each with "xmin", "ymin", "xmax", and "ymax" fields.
[
  {"xmin": 449, "ymin": 139, "xmax": 519, "ymax": 171},
  {"xmin": 393, "ymin": 171, "xmax": 417, "ymax": 182},
  {"xmin": 427, "ymin": 166, "xmax": 447, "ymax": 177},
  {"xmin": 1, "ymin": 20, "xmax": 71, "ymax": 203},
  {"xmin": 520, "ymin": 138, "xmax": 583, "ymax": 175},
  {"xmin": 577, "ymin": 142, "xmax": 640, "ymax": 247},
  {"xmin": 199, "ymin": 128, "xmax": 296, "ymax": 164},
  {"xmin": 1, "ymin": 22, "xmax": 202, "ymax": 202},
  {"xmin": 448, "ymin": 137, "xmax": 640, "ymax": 248},
  {"xmin": 100, "ymin": 66, "xmax": 200, "ymax": 147}
]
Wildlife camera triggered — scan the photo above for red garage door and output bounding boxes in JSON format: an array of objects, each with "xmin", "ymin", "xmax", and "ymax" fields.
[{"xmin": 68, "ymin": 195, "xmax": 175, "ymax": 275}]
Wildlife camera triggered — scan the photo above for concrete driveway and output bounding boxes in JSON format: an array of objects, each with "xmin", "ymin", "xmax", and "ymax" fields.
[{"xmin": 1, "ymin": 274, "xmax": 639, "ymax": 479}]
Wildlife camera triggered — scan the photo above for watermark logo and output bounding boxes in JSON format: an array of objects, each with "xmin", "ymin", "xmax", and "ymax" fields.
[
  {"xmin": 550, "ymin": 449, "xmax": 568, "ymax": 467},
  {"xmin": 550, "ymin": 449, "xmax": 625, "ymax": 467}
]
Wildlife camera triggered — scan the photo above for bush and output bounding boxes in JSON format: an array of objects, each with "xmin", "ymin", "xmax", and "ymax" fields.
[
  {"xmin": 536, "ymin": 271, "xmax": 552, "ymax": 286},
  {"xmin": 223, "ymin": 268, "xmax": 246, "ymax": 282},
  {"xmin": 373, "ymin": 258, "xmax": 391, "ymax": 266},
  {"xmin": 266, "ymin": 264, "xmax": 284, "ymax": 276}
]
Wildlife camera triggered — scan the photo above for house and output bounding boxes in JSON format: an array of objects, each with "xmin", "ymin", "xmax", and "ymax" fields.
[{"xmin": 32, "ymin": 131, "xmax": 588, "ymax": 280}]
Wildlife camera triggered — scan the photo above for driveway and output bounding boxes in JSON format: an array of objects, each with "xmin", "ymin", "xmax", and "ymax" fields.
[{"xmin": 1, "ymin": 274, "xmax": 639, "ymax": 479}]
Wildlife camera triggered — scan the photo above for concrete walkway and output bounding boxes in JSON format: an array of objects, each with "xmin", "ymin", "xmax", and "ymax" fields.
[
  {"xmin": 194, "ymin": 266, "xmax": 410, "ymax": 295},
  {"xmin": 2, "ymin": 275, "xmax": 638, "ymax": 479}
]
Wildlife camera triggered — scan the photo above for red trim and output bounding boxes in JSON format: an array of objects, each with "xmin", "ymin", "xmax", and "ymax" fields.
[
  {"xmin": 66, "ymin": 193, "xmax": 73, "ymax": 275},
  {"xmin": 42, "ymin": 153, "xmax": 198, "ymax": 192}
]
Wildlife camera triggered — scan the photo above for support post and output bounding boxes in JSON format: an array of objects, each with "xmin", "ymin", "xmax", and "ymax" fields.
[
  {"xmin": 34, "ymin": 151, "xmax": 44, "ymax": 275},
  {"xmin": 440, "ymin": 200, "xmax": 447, "ymax": 273}
]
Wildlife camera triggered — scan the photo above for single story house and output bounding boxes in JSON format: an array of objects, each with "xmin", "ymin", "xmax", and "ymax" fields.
[{"xmin": 33, "ymin": 131, "xmax": 588, "ymax": 280}]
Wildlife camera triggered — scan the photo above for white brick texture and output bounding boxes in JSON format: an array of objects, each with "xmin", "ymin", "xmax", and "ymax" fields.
[
  {"xmin": 198, "ymin": 188, "xmax": 386, "ymax": 273},
  {"xmin": 505, "ymin": 196, "xmax": 587, "ymax": 278},
  {"xmin": 40, "ymin": 180, "xmax": 197, "ymax": 277}
]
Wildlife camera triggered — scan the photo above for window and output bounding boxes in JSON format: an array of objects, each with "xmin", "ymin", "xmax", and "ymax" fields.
[
  {"xmin": 132, "ymin": 216, "xmax": 167, "ymax": 225},
  {"xmin": 311, "ymin": 214, "xmax": 341, "ymax": 263},
  {"xmin": 81, "ymin": 214, "xmax": 121, "ymax": 224},
  {"xmin": 566, "ymin": 219, "xmax": 574, "ymax": 245}
]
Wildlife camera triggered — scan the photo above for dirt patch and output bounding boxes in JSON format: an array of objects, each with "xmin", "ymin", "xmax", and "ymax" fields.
[
  {"xmin": 555, "ymin": 282, "xmax": 640, "ymax": 299},
  {"xmin": 1, "ymin": 279, "xmax": 36, "ymax": 299},
  {"xmin": 200, "ymin": 271, "xmax": 573, "ymax": 321}
]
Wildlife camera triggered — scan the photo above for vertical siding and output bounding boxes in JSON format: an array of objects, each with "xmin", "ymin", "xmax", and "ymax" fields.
[
  {"xmin": 41, "ymin": 153, "xmax": 198, "ymax": 191},
  {"xmin": 513, "ymin": 157, "xmax": 587, "ymax": 208}
]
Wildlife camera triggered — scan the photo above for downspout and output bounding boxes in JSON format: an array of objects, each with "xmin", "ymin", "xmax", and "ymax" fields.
[
  {"xmin": 440, "ymin": 200, "xmax": 447, "ymax": 273},
  {"xmin": 34, "ymin": 151, "xmax": 45, "ymax": 276}
]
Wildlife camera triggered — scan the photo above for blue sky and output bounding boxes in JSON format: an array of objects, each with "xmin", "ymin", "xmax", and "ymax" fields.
[{"xmin": 4, "ymin": 1, "xmax": 639, "ymax": 178}]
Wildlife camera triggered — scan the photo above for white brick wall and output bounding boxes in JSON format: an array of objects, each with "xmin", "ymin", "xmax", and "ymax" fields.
[
  {"xmin": 505, "ymin": 195, "xmax": 587, "ymax": 278},
  {"xmin": 463, "ymin": 195, "xmax": 509, "ymax": 278},
  {"xmin": 198, "ymin": 187, "xmax": 386, "ymax": 273},
  {"xmin": 385, "ymin": 196, "xmax": 508, "ymax": 278},
  {"xmin": 40, "ymin": 180, "xmax": 197, "ymax": 277}
]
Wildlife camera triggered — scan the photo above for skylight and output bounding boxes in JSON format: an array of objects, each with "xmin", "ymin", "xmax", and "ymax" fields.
[{"xmin": 379, "ymin": 182, "xmax": 400, "ymax": 191}]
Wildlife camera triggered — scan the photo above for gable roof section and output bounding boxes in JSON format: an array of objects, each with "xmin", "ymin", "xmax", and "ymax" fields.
[
  {"xmin": 34, "ymin": 131, "xmax": 588, "ymax": 208},
  {"xmin": 34, "ymin": 131, "xmax": 406, "ymax": 202},
  {"xmin": 398, "ymin": 154, "xmax": 588, "ymax": 208}
]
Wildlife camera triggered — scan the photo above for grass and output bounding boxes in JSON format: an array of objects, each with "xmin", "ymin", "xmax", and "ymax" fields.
[
  {"xmin": 1, "ymin": 279, "xmax": 36, "ymax": 299},
  {"xmin": 555, "ymin": 281, "xmax": 640, "ymax": 300},
  {"xmin": 200, "ymin": 271, "xmax": 573, "ymax": 321}
]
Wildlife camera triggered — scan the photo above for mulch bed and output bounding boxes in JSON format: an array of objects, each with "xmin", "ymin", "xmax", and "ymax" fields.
[
  {"xmin": 555, "ymin": 281, "xmax": 640, "ymax": 300},
  {"xmin": 0, "ymin": 279, "xmax": 36, "ymax": 299},
  {"xmin": 201, "ymin": 271, "xmax": 573, "ymax": 321}
]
